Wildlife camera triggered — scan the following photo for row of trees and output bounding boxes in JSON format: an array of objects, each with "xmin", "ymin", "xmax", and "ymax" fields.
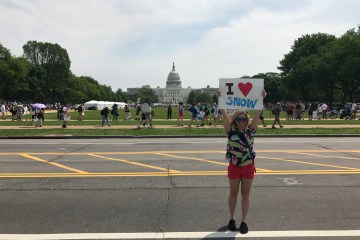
[
  {"xmin": 1, "ymin": 26, "xmax": 359, "ymax": 106},
  {"xmin": 277, "ymin": 26, "xmax": 360, "ymax": 105},
  {"xmin": 0, "ymin": 41, "xmax": 127, "ymax": 105}
]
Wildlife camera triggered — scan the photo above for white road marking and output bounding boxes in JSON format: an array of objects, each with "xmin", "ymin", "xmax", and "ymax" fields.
[
  {"xmin": 1, "ymin": 230, "xmax": 360, "ymax": 239},
  {"xmin": 278, "ymin": 177, "xmax": 304, "ymax": 185}
]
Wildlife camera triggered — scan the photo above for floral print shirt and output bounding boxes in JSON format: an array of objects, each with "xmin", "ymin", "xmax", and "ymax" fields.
[{"xmin": 226, "ymin": 126, "xmax": 256, "ymax": 166}]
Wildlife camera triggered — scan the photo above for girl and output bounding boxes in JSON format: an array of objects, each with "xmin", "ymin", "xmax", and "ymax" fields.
[{"xmin": 216, "ymin": 89, "xmax": 266, "ymax": 234}]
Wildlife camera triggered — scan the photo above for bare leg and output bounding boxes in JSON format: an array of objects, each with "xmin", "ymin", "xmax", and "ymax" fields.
[
  {"xmin": 228, "ymin": 178, "xmax": 241, "ymax": 219},
  {"xmin": 240, "ymin": 178, "xmax": 253, "ymax": 222}
]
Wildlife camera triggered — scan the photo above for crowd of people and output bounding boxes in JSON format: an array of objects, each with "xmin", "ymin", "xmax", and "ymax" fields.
[
  {"xmin": 1, "ymin": 100, "xmax": 358, "ymax": 130},
  {"xmin": 186, "ymin": 102, "xmax": 222, "ymax": 127},
  {"xmin": 269, "ymin": 101, "xmax": 358, "ymax": 121},
  {"xmin": 98, "ymin": 102, "xmax": 154, "ymax": 128},
  {"xmin": 1, "ymin": 102, "xmax": 32, "ymax": 121},
  {"xmin": 0, "ymin": 102, "xmax": 48, "ymax": 127},
  {"xmin": 97, "ymin": 101, "xmax": 224, "ymax": 129}
]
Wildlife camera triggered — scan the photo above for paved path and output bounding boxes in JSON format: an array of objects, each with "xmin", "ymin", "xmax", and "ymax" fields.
[{"xmin": 0, "ymin": 124, "xmax": 359, "ymax": 129}]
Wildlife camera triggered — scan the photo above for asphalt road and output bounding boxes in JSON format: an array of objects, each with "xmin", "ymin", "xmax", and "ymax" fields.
[{"xmin": 0, "ymin": 137, "xmax": 359, "ymax": 240}]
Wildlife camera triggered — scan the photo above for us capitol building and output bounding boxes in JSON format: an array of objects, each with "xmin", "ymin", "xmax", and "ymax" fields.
[{"xmin": 127, "ymin": 63, "xmax": 217, "ymax": 103}]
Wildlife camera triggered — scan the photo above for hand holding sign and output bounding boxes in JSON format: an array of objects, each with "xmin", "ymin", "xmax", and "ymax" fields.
[{"xmin": 218, "ymin": 78, "xmax": 264, "ymax": 110}]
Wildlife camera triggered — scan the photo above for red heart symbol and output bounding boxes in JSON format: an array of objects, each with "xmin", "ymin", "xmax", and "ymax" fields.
[{"xmin": 238, "ymin": 82, "xmax": 253, "ymax": 97}]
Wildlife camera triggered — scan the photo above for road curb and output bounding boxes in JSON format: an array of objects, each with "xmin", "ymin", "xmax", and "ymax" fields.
[{"xmin": 1, "ymin": 134, "xmax": 360, "ymax": 139}]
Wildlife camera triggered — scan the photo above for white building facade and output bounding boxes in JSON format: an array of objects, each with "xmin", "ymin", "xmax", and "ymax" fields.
[{"xmin": 127, "ymin": 63, "xmax": 217, "ymax": 104}]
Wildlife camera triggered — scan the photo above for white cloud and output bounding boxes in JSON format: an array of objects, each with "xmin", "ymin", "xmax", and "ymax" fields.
[{"xmin": 0, "ymin": 0, "xmax": 359, "ymax": 91}]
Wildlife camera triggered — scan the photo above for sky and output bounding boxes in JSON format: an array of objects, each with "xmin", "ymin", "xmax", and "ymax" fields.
[{"xmin": 1, "ymin": 0, "xmax": 359, "ymax": 91}]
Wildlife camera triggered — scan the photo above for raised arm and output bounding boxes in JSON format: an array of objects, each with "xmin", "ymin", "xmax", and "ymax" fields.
[
  {"xmin": 216, "ymin": 89, "xmax": 231, "ymax": 134},
  {"xmin": 250, "ymin": 90, "xmax": 267, "ymax": 131}
]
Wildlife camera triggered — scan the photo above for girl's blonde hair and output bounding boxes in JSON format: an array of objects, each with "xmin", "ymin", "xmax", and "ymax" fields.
[{"xmin": 229, "ymin": 110, "xmax": 250, "ymax": 129}]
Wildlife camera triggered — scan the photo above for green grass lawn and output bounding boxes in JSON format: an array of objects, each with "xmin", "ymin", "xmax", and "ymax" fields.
[{"xmin": 1, "ymin": 108, "xmax": 359, "ymax": 137}]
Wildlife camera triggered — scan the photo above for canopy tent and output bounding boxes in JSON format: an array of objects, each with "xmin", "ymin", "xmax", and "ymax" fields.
[{"xmin": 84, "ymin": 100, "xmax": 126, "ymax": 110}]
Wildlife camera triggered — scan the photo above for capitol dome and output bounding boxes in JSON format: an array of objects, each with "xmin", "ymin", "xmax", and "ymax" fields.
[{"xmin": 166, "ymin": 62, "xmax": 182, "ymax": 88}]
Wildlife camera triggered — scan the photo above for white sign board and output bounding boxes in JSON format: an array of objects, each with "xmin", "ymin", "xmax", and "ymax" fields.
[{"xmin": 218, "ymin": 78, "xmax": 264, "ymax": 110}]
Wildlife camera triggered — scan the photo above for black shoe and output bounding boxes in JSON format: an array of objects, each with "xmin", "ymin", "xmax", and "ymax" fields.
[
  {"xmin": 239, "ymin": 222, "xmax": 248, "ymax": 234},
  {"xmin": 272, "ymin": 126, "xmax": 276, "ymax": 129},
  {"xmin": 227, "ymin": 219, "xmax": 236, "ymax": 231}
]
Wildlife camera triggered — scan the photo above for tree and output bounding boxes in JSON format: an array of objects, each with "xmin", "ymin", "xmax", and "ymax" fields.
[
  {"xmin": 278, "ymin": 33, "xmax": 336, "ymax": 102},
  {"xmin": 62, "ymin": 74, "xmax": 88, "ymax": 104},
  {"xmin": 310, "ymin": 26, "xmax": 360, "ymax": 104},
  {"xmin": 135, "ymin": 86, "xmax": 158, "ymax": 104},
  {"xmin": 311, "ymin": 45, "xmax": 341, "ymax": 104},
  {"xmin": 334, "ymin": 26, "xmax": 360, "ymax": 102},
  {"xmin": 98, "ymin": 84, "xmax": 115, "ymax": 101},
  {"xmin": 252, "ymin": 72, "xmax": 284, "ymax": 103},
  {"xmin": 114, "ymin": 88, "xmax": 128, "ymax": 102},
  {"xmin": 187, "ymin": 90, "xmax": 197, "ymax": 104},
  {"xmin": 79, "ymin": 76, "xmax": 103, "ymax": 101},
  {"xmin": 0, "ymin": 43, "xmax": 32, "ymax": 100},
  {"xmin": 18, "ymin": 65, "xmax": 46, "ymax": 102},
  {"xmin": 22, "ymin": 41, "xmax": 71, "ymax": 103},
  {"xmin": 197, "ymin": 92, "xmax": 212, "ymax": 103},
  {"xmin": 186, "ymin": 90, "xmax": 211, "ymax": 104}
]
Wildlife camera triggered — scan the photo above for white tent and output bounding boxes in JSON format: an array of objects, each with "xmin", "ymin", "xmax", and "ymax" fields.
[{"xmin": 84, "ymin": 100, "xmax": 126, "ymax": 110}]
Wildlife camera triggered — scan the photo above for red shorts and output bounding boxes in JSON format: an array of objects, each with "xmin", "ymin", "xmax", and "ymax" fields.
[{"xmin": 228, "ymin": 163, "xmax": 255, "ymax": 180}]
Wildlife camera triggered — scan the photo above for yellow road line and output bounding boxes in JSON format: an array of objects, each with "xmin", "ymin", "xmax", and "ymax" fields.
[
  {"xmin": 291, "ymin": 152, "xmax": 360, "ymax": 161},
  {"xmin": 154, "ymin": 152, "xmax": 228, "ymax": 166},
  {"xmin": 1, "ymin": 150, "xmax": 360, "ymax": 156},
  {"xmin": 88, "ymin": 154, "xmax": 180, "ymax": 173},
  {"xmin": 281, "ymin": 150, "xmax": 360, "ymax": 153},
  {"xmin": 19, "ymin": 154, "xmax": 88, "ymax": 174},
  {"xmin": 257, "ymin": 156, "xmax": 359, "ymax": 170},
  {"xmin": 0, "ymin": 170, "xmax": 359, "ymax": 178},
  {"xmin": 265, "ymin": 169, "xmax": 360, "ymax": 172},
  {"xmin": 0, "ymin": 151, "xmax": 224, "ymax": 155},
  {"xmin": 154, "ymin": 153, "xmax": 271, "ymax": 172},
  {"xmin": 0, "ymin": 169, "xmax": 271, "ymax": 176}
]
